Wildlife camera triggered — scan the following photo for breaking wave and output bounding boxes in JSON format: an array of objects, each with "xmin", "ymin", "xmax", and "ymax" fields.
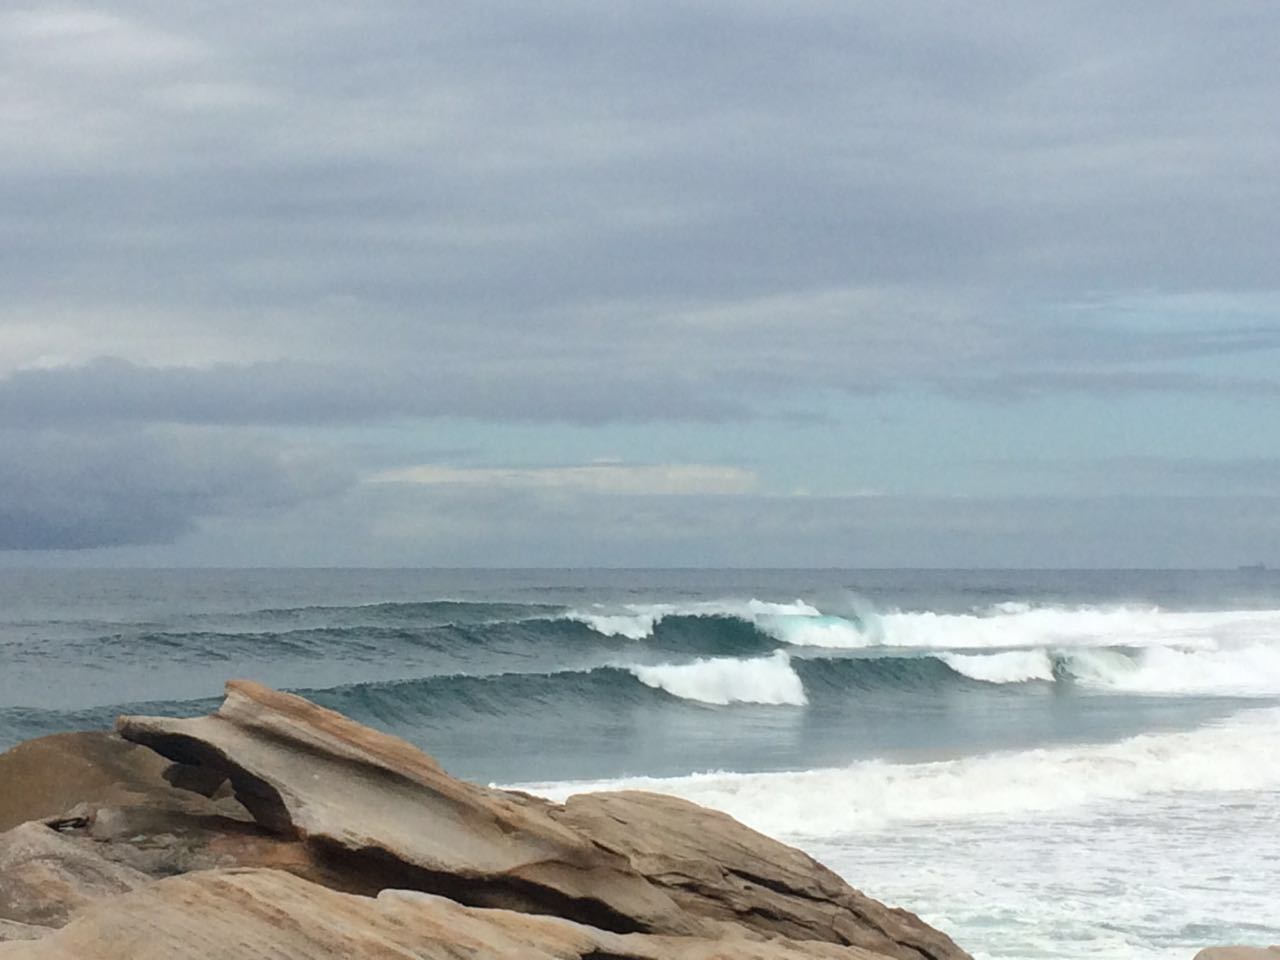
[
  {"xmin": 630, "ymin": 651, "xmax": 808, "ymax": 706},
  {"xmin": 522, "ymin": 706, "xmax": 1280, "ymax": 836}
]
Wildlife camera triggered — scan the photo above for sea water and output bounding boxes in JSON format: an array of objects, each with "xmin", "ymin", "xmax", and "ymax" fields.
[{"xmin": 1, "ymin": 567, "xmax": 1277, "ymax": 958}]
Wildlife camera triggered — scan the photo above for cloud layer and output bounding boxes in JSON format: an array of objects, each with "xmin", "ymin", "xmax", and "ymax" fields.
[{"xmin": 2, "ymin": 2, "xmax": 1279, "ymax": 561}]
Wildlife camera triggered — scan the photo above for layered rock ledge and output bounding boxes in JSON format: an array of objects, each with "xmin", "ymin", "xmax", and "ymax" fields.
[{"xmin": 6, "ymin": 680, "xmax": 973, "ymax": 958}]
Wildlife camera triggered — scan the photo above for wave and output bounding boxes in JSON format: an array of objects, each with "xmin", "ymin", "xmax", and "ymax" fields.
[
  {"xmin": 518, "ymin": 706, "xmax": 1280, "ymax": 836},
  {"xmin": 567, "ymin": 599, "xmax": 824, "ymax": 640},
  {"xmin": 29, "ymin": 617, "xmax": 608, "ymax": 667},
  {"xmin": 630, "ymin": 651, "xmax": 808, "ymax": 706},
  {"xmin": 23, "ymin": 595, "xmax": 1280, "ymax": 694},
  {"xmin": 877, "ymin": 604, "xmax": 1280, "ymax": 651},
  {"xmin": 307, "ymin": 653, "xmax": 813, "ymax": 718},
  {"xmin": 940, "ymin": 649, "xmax": 1055, "ymax": 683},
  {"xmin": 12, "ymin": 640, "xmax": 1280, "ymax": 734},
  {"xmin": 0, "ymin": 651, "xmax": 985, "ymax": 750},
  {"xmin": 1063, "ymin": 643, "xmax": 1280, "ymax": 697},
  {"xmin": 564, "ymin": 596, "xmax": 1280, "ymax": 656},
  {"xmin": 210, "ymin": 599, "xmax": 565, "ymax": 629}
]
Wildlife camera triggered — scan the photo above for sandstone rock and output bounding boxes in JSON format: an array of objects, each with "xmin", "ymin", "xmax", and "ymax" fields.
[
  {"xmin": 554, "ymin": 790, "xmax": 958, "ymax": 960},
  {"xmin": 0, "ymin": 731, "xmax": 246, "ymax": 834},
  {"xmin": 117, "ymin": 680, "xmax": 699, "ymax": 935},
  {"xmin": 0, "ymin": 733, "xmax": 170, "ymax": 832},
  {"xmin": 0, "ymin": 867, "xmax": 890, "ymax": 960},
  {"xmin": 1194, "ymin": 949, "xmax": 1280, "ymax": 959},
  {"xmin": 0, "ymin": 921, "xmax": 49, "ymax": 944},
  {"xmin": 116, "ymin": 681, "xmax": 970, "ymax": 958},
  {"xmin": 0, "ymin": 822, "xmax": 149, "ymax": 928},
  {"xmin": 64, "ymin": 802, "xmax": 324, "ymax": 885}
]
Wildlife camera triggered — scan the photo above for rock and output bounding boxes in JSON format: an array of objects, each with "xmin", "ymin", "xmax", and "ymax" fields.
[
  {"xmin": 1194, "ymin": 950, "xmax": 1280, "ymax": 959},
  {"xmin": 0, "ymin": 731, "xmax": 247, "ymax": 834},
  {"xmin": 554, "ymin": 790, "xmax": 958, "ymax": 960},
  {"xmin": 0, "ymin": 822, "xmax": 149, "ymax": 928},
  {"xmin": 0, "ymin": 733, "xmax": 170, "ymax": 832},
  {"xmin": 0, "ymin": 921, "xmax": 49, "ymax": 944},
  {"xmin": 161, "ymin": 761, "xmax": 230, "ymax": 799},
  {"xmin": 0, "ymin": 727, "xmax": 314, "ymax": 913},
  {"xmin": 114, "ymin": 681, "xmax": 971, "ymax": 960},
  {"xmin": 67, "ymin": 802, "xmax": 324, "ymax": 885},
  {"xmin": 117, "ymin": 680, "xmax": 700, "ymax": 936},
  {"xmin": 0, "ymin": 867, "xmax": 888, "ymax": 959}
]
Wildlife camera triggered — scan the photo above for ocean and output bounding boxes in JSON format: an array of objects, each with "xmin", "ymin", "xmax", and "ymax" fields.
[{"xmin": 1, "ymin": 567, "xmax": 1277, "ymax": 958}]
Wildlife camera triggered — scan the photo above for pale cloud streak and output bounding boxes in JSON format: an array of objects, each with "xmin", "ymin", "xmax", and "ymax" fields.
[{"xmin": 371, "ymin": 462, "xmax": 759, "ymax": 496}]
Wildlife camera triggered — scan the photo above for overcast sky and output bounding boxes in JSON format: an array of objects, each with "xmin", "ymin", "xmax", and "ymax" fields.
[{"xmin": 2, "ymin": 1, "xmax": 1278, "ymax": 567}]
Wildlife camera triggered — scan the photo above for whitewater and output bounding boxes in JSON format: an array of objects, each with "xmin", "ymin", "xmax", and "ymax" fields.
[{"xmin": 1, "ymin": 567, "xmax": 1277, "ymax": 959}]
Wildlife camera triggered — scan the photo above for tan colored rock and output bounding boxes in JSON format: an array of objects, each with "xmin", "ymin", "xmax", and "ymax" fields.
[
  {"xmin": 0, "ymin": 921, "xmax": 49, "ymax": 944},
  {"xmin": 115, "ymin": 681, "xmax": 970, "ymax": 959},
  {"xmin": 0, "ymin": 822, "xmax": 148, "ymax": 928},
  {"xmin": 1194, "ymin": 949, "xmax": 1280, "ymax": 959},
  {"xmin": 59, "ymin": 802, "xmax": 330, "ymax": 888},
  {"xmin": 0, "ymin": 867, "xmax": 889, "ymax": 960},
  {"xmin": 0, "ymin": 733, "xmax": 171, "ymax": 832},
  {"xmin": 117, "ymin": 680, "xmax": 697, "ymax": 935},
  {"xmin": 0, "ymin": 731, "xmax": 245, "ymax": 835},
  {"xmin": 554, "ymin": 791, "xmax": 958, "ymax": 960}
]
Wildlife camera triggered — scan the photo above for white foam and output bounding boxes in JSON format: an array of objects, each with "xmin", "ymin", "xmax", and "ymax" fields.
[
  {"xmin": 1065, "ymin": 643, "xmax": 1280, "ymax": 697},
  {"xmin": 941, "ymin": 649, "xmax": 1056, "ymax": 683},
  {"xmin": 628, "ymin": 650, "xmax": 808, "ymax": 706},
  {"xmin": 755, "ymin": 613, "xmax": 872, "ymax": 648},
  {"xmin": 573, "ymin": 597, "xmax": 1280, "ymax": 667},
  {"xmin": 520, "ymin": 707, "xmax": 1280, "ymax": 837},
  {"xmin": 930, "ymin": 642, "xmax": 1280, "ymax": 696},
  {"xmin": 879, "ymin": 605, "xmax": 1280, "ymax": 651},
  {"xmin": 571, "ymin": 611, "xmax": 658, "ymax": 640}
]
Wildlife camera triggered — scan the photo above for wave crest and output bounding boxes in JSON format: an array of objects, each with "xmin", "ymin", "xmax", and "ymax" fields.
[{"xmin": 629, "ymin": 651, "xmax": 808, "ymax": 706}]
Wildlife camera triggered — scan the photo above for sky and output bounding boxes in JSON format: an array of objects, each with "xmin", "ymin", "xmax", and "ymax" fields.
[{"xmin": 2, "ymin": 1, "xmax": 1279, "ymax": 567}]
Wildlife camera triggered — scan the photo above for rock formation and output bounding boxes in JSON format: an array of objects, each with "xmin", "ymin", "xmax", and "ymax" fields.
[
  {"xmin": 0, "ymin": 868, "xmax": 888, "ymax": 960},
  {"xmin": 2, "ymin": 680, "xmax": 978, "ymax": 958}
]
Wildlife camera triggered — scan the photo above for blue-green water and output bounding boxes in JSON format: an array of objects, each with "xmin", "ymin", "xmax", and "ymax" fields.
[{"xmin": 2, "ymin": 568, "xmax": 1278, "ymax": 958}]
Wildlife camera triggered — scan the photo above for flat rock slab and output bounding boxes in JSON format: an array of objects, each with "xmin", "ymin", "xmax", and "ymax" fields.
[
  {"xmin": 0, "ymin": 867, "xmax": 890, "ymax": 960},
  {"xmin": 1195, "ymin": 950, "xmax": 1280, "ymax": 959}
]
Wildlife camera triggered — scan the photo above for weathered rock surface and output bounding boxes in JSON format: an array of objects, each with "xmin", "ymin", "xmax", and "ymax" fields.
[
  {"xmin": 117, "ymin": 681, "xmax": 698, "ymax": 936},
  {"xmin": 0, "ymin": 867, "xmax": 885, "ymax": 960},
  {"xmin": 0, "ymin": 822, "xmax": 149, "ymax": 928},
  {"xmin": 115, "ymin": 682, "xmax": 970, "ymax": 957},
  {"xmin": 0, "ymin": 732, "xmax": 203, "ymax": 832},
  {"xmin": 0, "ymin": 921, "xmax": 49, "ymax": 945},
  {"xmin": 0, "ymin": 680, "xmax": 971, "ymax": 959},
  {"xmin": 1194, "ymin": 949, "xmax": 1280, "ymax": 959},
  {"xmin": 554, "ymin": 791, "xmax": 958, "ymax": 960}
]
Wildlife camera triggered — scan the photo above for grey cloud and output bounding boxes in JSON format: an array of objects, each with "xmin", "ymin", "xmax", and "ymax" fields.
[
  {"xmin": 0, "ymin": 357, "xmax": 746, "ymax": 426},
  {"xmin": 4, "ymin": 1, "xmax": 1280, "ymax": 561},
  {"xmin": 3, "ymin": 1, "xmax": 1279, "ymax": 390},
  {"xmin": 0, "ymin": 427, "xmax": 352, "ymax": 549},
  {"xmin": 3, "ymin": 301, "xmax": 1278, "ymax": 429},
  {"xmin": 177, "ymin": 480, "xmax": 1280, "ymax": 568}
]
